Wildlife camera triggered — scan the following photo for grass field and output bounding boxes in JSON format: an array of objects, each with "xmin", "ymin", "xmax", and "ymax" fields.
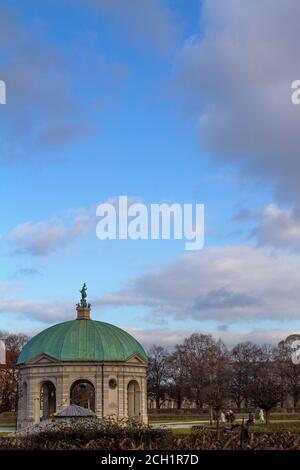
[
  {"xmin": 150, "ymin": 413, "xmax": 300, "ymax": 435},
  {"xmin": 172, "ymin": 428, "xmax": 192, "ymax": 435},
  {"xmin": 150, "ymin": 417, "xmax": 210, "ymax": 424},
  {"xmin": 0, "ymin": 423, "xmax": 16, "ymax": 428},
  {"xmin": 149, "ymin": 413, "xmax": 300, "ymax": 424},
  {"xmin": 149, "ymin": 416, "xmax": 209, "ymax": 422}
]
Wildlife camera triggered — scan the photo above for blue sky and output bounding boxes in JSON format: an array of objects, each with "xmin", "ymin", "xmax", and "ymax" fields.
[{"xmin": 1, "ymin": 0, "xmax": 300, "ymax": 348}]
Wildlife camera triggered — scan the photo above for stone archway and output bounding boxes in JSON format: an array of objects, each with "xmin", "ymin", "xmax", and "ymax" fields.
[
  {"xmin": 40, "ymin": 381, "xmax": 56, "ymax": 421},
  {"xmin": 70, "ymin": 379, "xmax": 95, "ymax": 412},
  {"xmin": 127, "ymin": 380, "xmax": 141, "ymax": 419}
]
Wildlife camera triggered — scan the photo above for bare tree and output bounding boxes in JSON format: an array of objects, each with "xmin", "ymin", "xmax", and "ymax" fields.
[
  {"xmin": 248, "ymin": 345, "xmax": 284, "ymax": 424},
  {"xmin": 147, "ymin": 345, "xmax": 169, "ymax": 409},
  {"xmin": 0, "ymin": 333, "xmax": 30, "ymax": 413},
  {"xmin": 275, "ymin": 344, "xmax": 300, "ymax": 410},
  {"xmin": 5, "ymin": 334, "xmax": 30, "ymax": 353},
  {"xmin": 0, "ymin": 352, "xmax": 19, "ymax": 412},
  {"xmin": 229, "ymin": 342, "xmax": 261, "ymax": 410},
  {"xmin": 144, "ymin": 335, "xmax": 293, "ymax": 422},
  {"xmin": 203, "ymin": 340, "xmax": 230, "ymax": 426},
  {"xmin": 180, "ymin": 334, "xmax": 230, "ymax": 423},
  {"xmin": 167, "ymin": 345, "xmax": 188, "ymax": 409},
  {"xmin": 182, "ymin": 334, "xmax": 216, "ymax": 408}
]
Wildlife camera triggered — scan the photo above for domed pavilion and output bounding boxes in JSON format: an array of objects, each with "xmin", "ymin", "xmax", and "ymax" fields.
[{"xmin": 17, "ymin": 285, "xmax": 148, "ymax": 429}]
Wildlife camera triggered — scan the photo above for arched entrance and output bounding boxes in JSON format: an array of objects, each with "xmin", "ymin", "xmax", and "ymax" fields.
[
  {"xmin": 40, "ymin": 381, "xmax": 56, "ymax": 421},
  {"xmin": 127, "ymin": 380, "xmax": 141, "ymax": 419},
  {"xmin": 70, "ymin": 380, "xmax": 95, "ymax": 412}
]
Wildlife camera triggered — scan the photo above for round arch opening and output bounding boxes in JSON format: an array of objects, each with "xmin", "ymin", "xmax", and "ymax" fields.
[
  {"xmin": 127, "ymin": 380, "xmax": 141, "ymax": 419},
  {"xmin": 40, "ymin": 381, "xmax": 56, "ymax": 421},
  {"xmin": 70, "ymin": 379, "xmax": 95, "ymax": 412}
]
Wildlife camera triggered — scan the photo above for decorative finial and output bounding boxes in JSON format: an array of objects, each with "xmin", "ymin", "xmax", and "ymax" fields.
[{"xmin": 76, "ymin": 283, "xmax": 91, "ymax": 309}]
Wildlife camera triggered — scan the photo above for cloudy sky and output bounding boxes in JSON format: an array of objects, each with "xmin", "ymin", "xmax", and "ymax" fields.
[{"xmin": 1, "ymin": 0, "xmax": 300, "ymax": 349}]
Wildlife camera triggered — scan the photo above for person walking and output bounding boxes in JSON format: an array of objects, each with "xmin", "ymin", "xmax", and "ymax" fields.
[
  {"xmin": 246, "ymin": 411, "xmax": 255, "ymax": 427},
  {"xmin": 245, "ymin": 411, "xmax": 255, "ymax": 446},
  {"xmin": 229, "ymin": 410, "xmax": 235, "ymax": 423},
  {"xmin": 259, "ymin": 408, "xmax": 265, "ymax": 424}
]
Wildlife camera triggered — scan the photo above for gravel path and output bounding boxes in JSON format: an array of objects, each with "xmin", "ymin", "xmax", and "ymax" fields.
[{"xmin": 0, "ymin": 427, "xmax": 16, "ymax": 433}]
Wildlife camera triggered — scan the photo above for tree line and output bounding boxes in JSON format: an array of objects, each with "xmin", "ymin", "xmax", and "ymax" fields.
[
  {"xmin": 147, "ymin": 333, "xmax": 300, "ymax": 423},
  {"xmin": 1, "ymin": 331, "xmax": 300, "ymax": 424}
]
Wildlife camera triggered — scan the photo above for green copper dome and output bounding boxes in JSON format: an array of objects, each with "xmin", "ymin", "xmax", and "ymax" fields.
[{"xmin": 17, "ymin": 319, "xmax": 147, "ymax": 364}]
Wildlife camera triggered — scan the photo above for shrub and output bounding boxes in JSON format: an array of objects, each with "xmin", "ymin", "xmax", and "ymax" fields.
[{"xmin": 0, "ymin": 417, "xmax": 173, "ymax": 450}]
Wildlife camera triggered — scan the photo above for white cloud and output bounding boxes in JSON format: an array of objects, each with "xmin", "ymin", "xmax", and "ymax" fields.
[
  {"xmin": 93, "ymin": 294, "xmax": 159, "ymax": 308},
  {"xmin": 0, "ymin": 299, "xmax": 73, "ymax": 323},
  {"xmin": 127, "ymin": 326, "xmax": 295, "ymax": 350},
  {"xmin": 7, "ymin": 196, "xmax": 145, "ymax": 257},
  {"xmin": 8, "ymin": 207, "xmax": 96, "ymax": 256}
]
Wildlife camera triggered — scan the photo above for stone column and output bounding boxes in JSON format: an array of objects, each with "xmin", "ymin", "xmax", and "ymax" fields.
[
  {"xmin": 102, "ymin": 365, "xmax": 110, "ymax": 417},
  {"xmin": 124, "ymin": 374, "xmax": 129, "ymax": 419},
  {"xmin": 17, "ymin": 373, "xmax": 27, "ymax": 429},
  {"xmin": 141, "ymin": 374, "xmax": 148, "ymax": 424},
  {"xmin": 25, "ymin": 374, "xmax": 39, "ymax": 426},
  {"xmin": 95, "ymin": 365, "xmax": 103, "ymax": 418},
  {"xmin": 31, "ymin": 378, "xmax": 41, "ymax": 425},
  {"xmin": 61, "ymin": 371, "xmax": 71, "ymax": 409},
  {"xmin": 55, "ymin": 370, "xmax": 65, "ymax": 413},
  {"xmin": 117, "ymin": 366, "xmax": 125, "ymax": 419}
]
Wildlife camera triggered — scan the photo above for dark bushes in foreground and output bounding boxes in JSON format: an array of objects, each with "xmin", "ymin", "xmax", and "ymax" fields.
[
  {"xmin": 0, "ymin": 418, "xmax": 172, "ymax": 450},
  {"xmin": 2, "ymin": 418, "xmax": 300, "ymax": 450}
]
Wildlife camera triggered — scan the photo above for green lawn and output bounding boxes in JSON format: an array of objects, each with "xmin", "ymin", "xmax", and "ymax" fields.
[
  {"xmin": 0, "ymin": 423, "xmax": 16, "ymax": 428},
  {"xmin": 149, "ymin": 417, "xmax": 209, "ymax": 424},
  {"xmin": 268, "ymin": 419, "xmax": 300, "ymax": 423},
  {"xmin": 150, "ymin": 416, "xmax": 300, "ymax": 433},
  {"xmin": 150, "ymin": 416, "xmax": 300, "ymax": 424},
  {"xmin": 170, "ymin": 419, "xmax": 300, "ymax": 436},
  {"xmin": 171, "ymin": 428, "xmax": 192, "ymax": 435},
  {"xmin": 0, "ymin": 432, "xmax": 10, "ymax": 437}
]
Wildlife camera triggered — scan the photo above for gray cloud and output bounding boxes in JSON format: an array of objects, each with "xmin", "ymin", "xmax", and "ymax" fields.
[
  {"xmin": 1, "ymin": 248, "xmax": 298, "ymax": 346},
  {"xmin": 74, "ymin": 0, "xmax": 183, "ymax": 55},
  {"xmin": 110, "ymin": 245, "xmax": 300, "ymax": 323},
  {"xmin": 174, "ymin": 0, "xmax": 300, "ymax": 205},
  {"xmin": 0, "ymin": 8, "xmax": 87, "ymax": 159},
  {"xmin": 0, "ymin": 293, "xmax": 290, "ymax": 348},
  {"xmin": 235, "ymin": 204, "xmax": 300, "ymax": 251},
  {"xmin": 0, "ymin": 6, "xmax": 127, "ymax": 162},
  {"xmin": 192, "ymin": 287, "xmax": 260, "ymax": 311},
  {"xmin": 253, "ymin": 204, "xmax": 300, "ymax": 250},
  {"xmin": 12, "ymin": 268, "xmax": 40, "ymax": 278}
]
